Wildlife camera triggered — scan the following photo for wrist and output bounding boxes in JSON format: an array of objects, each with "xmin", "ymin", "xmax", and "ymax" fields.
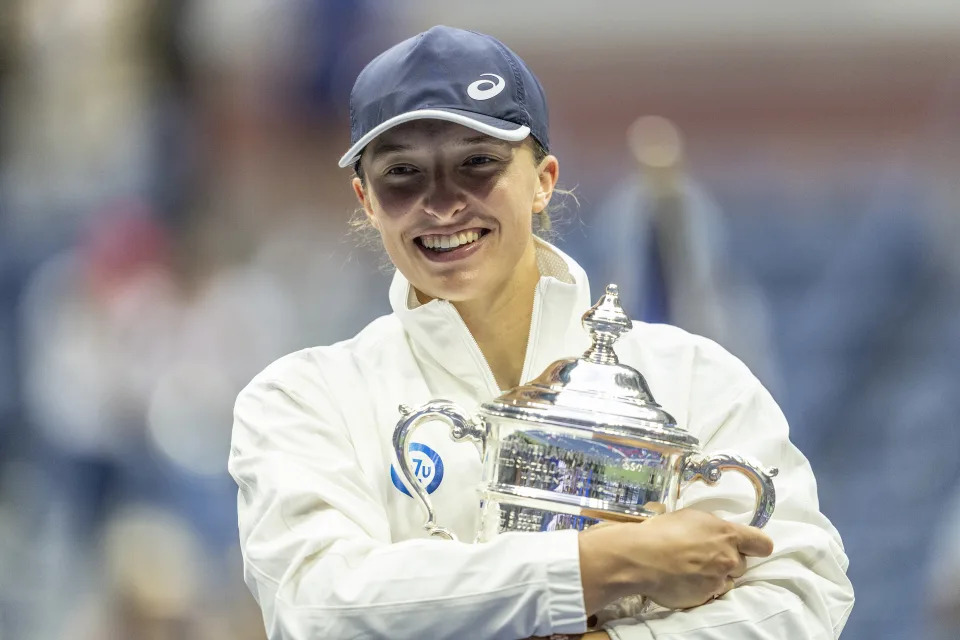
[{"xmin": 578, "ymin": 525, "xmax": 650, "ymax": 613}]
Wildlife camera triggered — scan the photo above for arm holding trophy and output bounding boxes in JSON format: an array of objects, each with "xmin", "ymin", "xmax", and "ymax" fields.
[{"xmin": 392, "ymin": 285, "xmax": 852, "ymax": 638}]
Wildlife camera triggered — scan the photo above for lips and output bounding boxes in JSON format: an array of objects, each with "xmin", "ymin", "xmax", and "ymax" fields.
[
  {"xmin": 414, "ymin": 227, "xmax": 491, "ymax": 263},
  {"xmin": 417, "ymin": 228, "xmax": 487, "ymax": 250}
]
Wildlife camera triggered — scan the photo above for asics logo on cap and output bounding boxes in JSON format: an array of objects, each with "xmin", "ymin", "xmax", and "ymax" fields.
[
  {"xmin": 467, "ymin": 73, "xmax": 506, "ymax": 100},
  {"xmin": 338, "ymin": 27, "xmax": 551, "ymax": 168}
]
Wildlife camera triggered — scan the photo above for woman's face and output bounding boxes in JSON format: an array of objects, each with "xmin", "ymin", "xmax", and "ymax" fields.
[{"xmin": 352, "ymin": 120, "xmax": 558, "ymax": 303}]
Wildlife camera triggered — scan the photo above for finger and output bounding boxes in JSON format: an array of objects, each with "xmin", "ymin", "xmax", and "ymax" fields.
[
  {"xmin": 702, "ymin": 575, "xmax": 737, "ymax": 606},
  {"xmin": 734, "ymin": 525, "xmax": 774, "ymax": 557},
  {"xmin": 718, "ymin": 576, "xmax": 736, "ymax": 598},
  {"xmin": 728, "ymin": 553, "xmax": 748, "ymax": 579}
]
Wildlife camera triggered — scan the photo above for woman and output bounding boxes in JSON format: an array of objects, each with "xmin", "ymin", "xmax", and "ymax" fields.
[{"xmin": 229, "ymin": 26, "xmax": 854, "ymax": 639}]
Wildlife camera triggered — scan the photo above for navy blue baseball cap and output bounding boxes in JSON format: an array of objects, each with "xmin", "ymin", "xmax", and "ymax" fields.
[{"xmin": 338, "ymin": 25, "xmax": 549, "ymax": 168}]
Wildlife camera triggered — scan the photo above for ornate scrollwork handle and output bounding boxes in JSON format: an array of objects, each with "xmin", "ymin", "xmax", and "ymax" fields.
[
  {"xmin": 392, "ymin": 401, "xmax": 486, "ymax": 540},
  {"xmin": 681, "ymin": 452, "xmax": 779, "ymax": 528}
]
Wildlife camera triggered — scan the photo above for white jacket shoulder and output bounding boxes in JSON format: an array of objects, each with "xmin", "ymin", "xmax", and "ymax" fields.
[
  {"xmin": 625, "ymin": 321, "xmax": 754, "ymax": 381},
  {"xmin": 241, "ymin": 313, "xmax": 404, "ymax": 395}
]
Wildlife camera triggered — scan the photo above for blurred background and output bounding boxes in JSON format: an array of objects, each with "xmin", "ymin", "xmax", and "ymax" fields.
[{"xmin": 0, "ymin": 1, "xmax": 958, "ymax": 638}]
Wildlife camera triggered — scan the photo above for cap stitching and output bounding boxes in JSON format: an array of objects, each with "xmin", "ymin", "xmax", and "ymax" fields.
[
  {"xmin": 349, "ymin": 99, "xmax": 356, "ymax": 142},
  {"xmin": 492, "ymin": 40, "xmax": 527, "ymax": 126}
]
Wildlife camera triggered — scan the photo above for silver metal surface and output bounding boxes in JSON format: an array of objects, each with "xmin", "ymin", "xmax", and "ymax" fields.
[
  {"xmin": 682, "ymin": 452, "xmax": 779, "ymax": 528},
  {"xmin": 486, "ymin": 485, "xmax": 663, "ymax": 523},
  {"xmin": 488, "ymin": 284, "xmax": 698, "ymax": 449},
  {"xmin": 392, "ymin": 401, "xmax": 485, "ymax": 540},
  {"xmin": 391, "ymin": 284, "xmax": 779, "ymax": 543}
]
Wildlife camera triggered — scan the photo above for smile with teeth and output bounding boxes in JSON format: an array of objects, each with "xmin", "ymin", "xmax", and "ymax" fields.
[{"xmin": 418, "ymin": 230, "xmax": 486, "ymax": 252}]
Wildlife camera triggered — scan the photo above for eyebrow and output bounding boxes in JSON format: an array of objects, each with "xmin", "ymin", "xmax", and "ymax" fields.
[{"xmin": 369, "ymin": 135, "xmax": 510, "ymax": 160}]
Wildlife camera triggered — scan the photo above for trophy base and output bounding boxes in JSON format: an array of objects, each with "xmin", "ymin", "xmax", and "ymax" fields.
[{"xmin": 498, "ymin": 503, "xmax": 601, "ymax": 532}]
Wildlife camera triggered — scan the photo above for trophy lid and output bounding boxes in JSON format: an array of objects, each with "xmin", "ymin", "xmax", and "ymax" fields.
[{"xmin": 483, "ymin": 284, "xmax": 699, "ymax": 449}]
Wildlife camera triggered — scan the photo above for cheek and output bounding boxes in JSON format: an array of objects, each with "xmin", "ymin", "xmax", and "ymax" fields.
[
  {"xmin": 500, "ymin": 188, "xmax": 536, "ymax": 233},
  {"xmin": 369, "ymin": 181, "xmax": 422, "ymax": 220},
  {"xmin": 375, "ymin": 221, "xmax": 409, "ymax": 262},
  {"xmin": 367, "ymin": 191, "xmax": 414, "ymax": 251}
]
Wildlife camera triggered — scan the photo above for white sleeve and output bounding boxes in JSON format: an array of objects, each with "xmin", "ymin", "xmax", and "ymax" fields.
[
  {"xmin": 602, "ymin": 379, "xmax": 855, "ymax": 640},
  {"xmin": 228, "ymin": 376, "xmax": 587, "ymax": 640}
]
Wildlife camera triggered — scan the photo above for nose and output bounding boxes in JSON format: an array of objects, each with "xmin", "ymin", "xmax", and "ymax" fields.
[{"xmin": 421, "ymin": 169, "xmax": 467, "ymax": 220}]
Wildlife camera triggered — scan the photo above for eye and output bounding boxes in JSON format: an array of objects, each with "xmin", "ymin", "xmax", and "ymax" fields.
[
  {"xmin": 463, "ymin": 155, "xmax": 497, "ymax": 167},
  {"xmin": 385, "ymin": 165, "xmax": 418, "ymax": 177}
]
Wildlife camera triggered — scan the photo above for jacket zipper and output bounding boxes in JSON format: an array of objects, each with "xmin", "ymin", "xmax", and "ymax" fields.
[
  {"xmin": 519, "ymin": 282, "xmax": 544, "ymax": 384},
  {"xmin": 443, "ymin": 282, "xmax": 545, "ymax": 397},
  {"xmin": 444, "ymin": 304, "xmax": 501, "ymax": 397}
]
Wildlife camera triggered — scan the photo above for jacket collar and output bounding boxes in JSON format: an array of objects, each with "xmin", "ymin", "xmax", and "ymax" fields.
[{"xmin": 389, "ymin": 238, "xmax": 593, "ymax": 395}]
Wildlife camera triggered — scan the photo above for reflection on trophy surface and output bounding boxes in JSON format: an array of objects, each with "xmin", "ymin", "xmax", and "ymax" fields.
[{"xmin": 493, "ymin": 432, "xmax": 668, "ymax": 533}]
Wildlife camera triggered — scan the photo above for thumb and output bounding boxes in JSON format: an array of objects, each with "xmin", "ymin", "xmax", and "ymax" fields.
[{"xmin": 735, "ymin": 525, "xmax": 774, "ymax": 557}]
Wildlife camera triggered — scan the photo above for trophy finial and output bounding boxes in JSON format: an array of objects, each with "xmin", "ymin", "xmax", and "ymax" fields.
[{"xmin": 582, "ymin": 283, "xmax": 632, "ymax": 365}]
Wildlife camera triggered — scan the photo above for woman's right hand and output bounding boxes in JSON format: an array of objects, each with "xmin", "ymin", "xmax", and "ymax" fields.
[{"xmin": 577, "ymin": 508, "xmax": 774, "ymax": 613}]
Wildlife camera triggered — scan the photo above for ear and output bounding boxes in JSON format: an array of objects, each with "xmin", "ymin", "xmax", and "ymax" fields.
[
  {"xmin": 533, "ymin": 154, "xmax": 559, "ymax": 214},
  {"xmin": 352, "ymin": 177, "xmax": 380, "ymax": 230}
]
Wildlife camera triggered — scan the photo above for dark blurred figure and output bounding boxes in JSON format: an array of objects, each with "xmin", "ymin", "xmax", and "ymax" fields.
[{"xmin": 584, "ymin": 116, "xmax": 780, "ymax": 389}]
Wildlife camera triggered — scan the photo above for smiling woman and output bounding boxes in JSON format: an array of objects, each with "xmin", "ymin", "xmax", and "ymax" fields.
[
  {"xmin": 350, "ymin": 128, "xmax": 556, "ymax": 249},
  {"xmin": 228, "ymin": 25, "xmax": 853, "ymax": 640},
  {"xmin": 351, "ymin": 119, "xmax": 558, "ymax": 391},
  {"xmin": 356, "ymin": 121, "xmax": 553, "ymax": 309}
]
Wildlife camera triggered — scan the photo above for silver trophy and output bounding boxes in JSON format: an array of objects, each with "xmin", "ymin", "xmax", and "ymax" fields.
[{"xmin": 393, "ymin": 284, "xmax": 778, "ymax": 544}]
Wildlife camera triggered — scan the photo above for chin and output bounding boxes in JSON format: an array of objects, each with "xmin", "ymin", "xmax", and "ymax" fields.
[{"xmin": 417, "ymin": 275, "xmax": 488, "ymax": 304}]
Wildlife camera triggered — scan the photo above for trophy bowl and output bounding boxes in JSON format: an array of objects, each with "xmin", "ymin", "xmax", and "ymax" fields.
[{"xmin": 392, "ymin": 284, "xmax": 777, "ymax": 544}]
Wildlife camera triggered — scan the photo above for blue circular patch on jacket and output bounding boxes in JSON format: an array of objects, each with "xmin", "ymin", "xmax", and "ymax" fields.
[{"xmin": 391, "ymin": 443, "xmax": 444, "ymax": 497}]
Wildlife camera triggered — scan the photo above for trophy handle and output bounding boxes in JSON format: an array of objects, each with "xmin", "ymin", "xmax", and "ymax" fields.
[
  {"xmin": 392, "ymin": 401, "xmax": 486, "ymax": 541},
  {"xmin": 681, "ymin": 451, "xmax": 779, "ymax": 528}
]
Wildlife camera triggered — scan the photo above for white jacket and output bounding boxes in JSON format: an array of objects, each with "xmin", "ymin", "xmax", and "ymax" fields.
[{"xmin": 229, "ymin": 240, "xmax": 854, "ymax": 639}]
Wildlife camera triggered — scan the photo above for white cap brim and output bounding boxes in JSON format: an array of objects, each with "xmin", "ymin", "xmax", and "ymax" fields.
[{"xmin": 338, "ymin": 108, "xmax": 531, "ymax": 168}]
